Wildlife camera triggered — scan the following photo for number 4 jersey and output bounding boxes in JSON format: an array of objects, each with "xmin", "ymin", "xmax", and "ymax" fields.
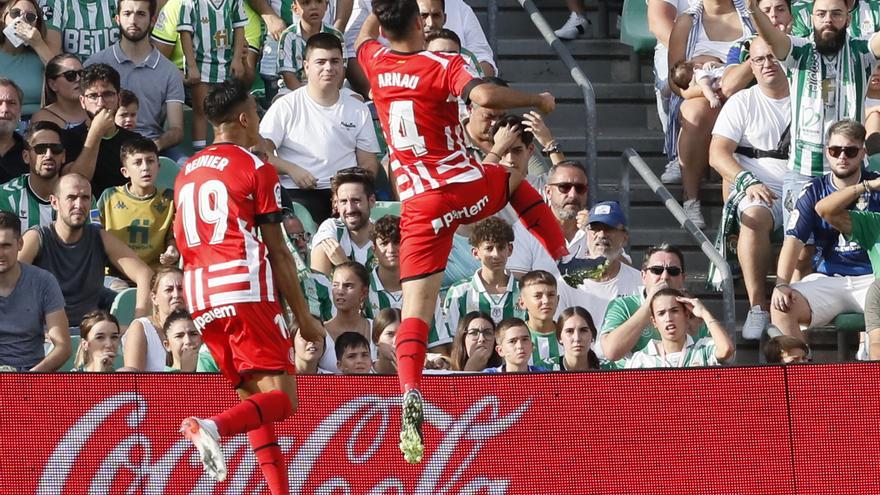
[
  {"xmin": 357, "ymin": 40, "xmax": 484, "ymax": 201},
  {"xmin": 174, "ymin": 144, "xmax": 284, "ymax": 312}
]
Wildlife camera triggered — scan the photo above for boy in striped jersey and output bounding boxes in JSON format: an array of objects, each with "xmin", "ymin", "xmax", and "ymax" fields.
[
  {"xmin": 45, "ymin": 0, "xmax": 118, "ymax": 60},
  {"xmin": 277, "ymin": 0, "xmax": 347, "ymax": 93},
  {"xmin": 178, "ymin": 0, "xmax": 247, "ymax": 151},
  {"xmin": 0, "ymin": 121, "xmax": 64, "ymax": 230},
  {"xmin": 444, "ymin": 216, "xmax": 524, "ymax": 336},
  {"xmin": 517, "ymin": 269, "xmax": 563, "ymax": 364}
]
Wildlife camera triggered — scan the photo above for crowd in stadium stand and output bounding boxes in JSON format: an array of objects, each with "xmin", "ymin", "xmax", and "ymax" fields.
[{"xmin": 2, "ymin": 0, "xmax": 880, "ymax": 373}]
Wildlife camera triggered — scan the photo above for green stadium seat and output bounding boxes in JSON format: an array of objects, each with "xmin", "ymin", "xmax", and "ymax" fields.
[
  {"xmin": 868, "ymin": 153, "xmax": 880, "ymax": 172},
  {"xmin": 834, "ymin": 312, "xmax": 865, "ymax": 361},
  {"xmin": 290, "ymin": 201, "xmax": 318, "ymax": 236},
  {"xmin": 56, "ymin": 335, "xmax": 80, "ymax": 372},
  {"xmin": 157, "ymin": 157, "xmax": 181, "ymax": 191},
  {"xmin": 620, "ymin": 0, "xmax": 657, "ymax": 54},
  {"xmin": 370, "ymin": 201, "xmax": 401, "ymax": 220},
  {"xmin": 110, "ymin": 288, "xmax": 138, "ymax": 329}
]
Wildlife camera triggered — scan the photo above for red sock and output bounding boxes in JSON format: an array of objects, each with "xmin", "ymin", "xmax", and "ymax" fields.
[
  {"xmin": 509, "ymin": 182, "xmax": 569, "ymax": 260},
  {"xmin": 211, "ymin": 390, "xmax": 293, "ymax": 437},
  {"xmin": 395, "ymin": 318, "xmax": 429, "ymax": 393},
  {"xmin": 248, "ymin": 424, "xmax": 289, "ymax": 495}
]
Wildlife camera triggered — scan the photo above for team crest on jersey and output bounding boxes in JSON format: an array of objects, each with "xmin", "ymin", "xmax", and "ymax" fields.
[
  {"xmin": 491, "ymin": 307, "xmax": 502, "ymax": 321},
  {"xmin": 274, "ymin": 183, "xmax": 282, "ymax": 208},
  {"xmin": 463, "ymin": 62, "xmax": 480, "ymax": 78},
  {"xmin": 154, "ymin": 201, "xmax": 169, "ymax": 213}
]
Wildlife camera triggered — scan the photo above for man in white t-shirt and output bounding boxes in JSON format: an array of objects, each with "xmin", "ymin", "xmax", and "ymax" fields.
[
  {"xmin": 260, "ymin": 33, "xmax": 379, "ymax": 225},
  {"xmin": 709, "ymin": 36, "xmax": 791, "ymax": 339},
  {"xmin": 437, "ymin": 0, "xmax": 497, "ymax": 76}
]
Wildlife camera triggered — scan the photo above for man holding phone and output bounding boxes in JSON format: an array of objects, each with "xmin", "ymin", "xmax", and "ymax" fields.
[{"xmin": 60, "ymin": 63, "xmax": 142, "ymax": 198}]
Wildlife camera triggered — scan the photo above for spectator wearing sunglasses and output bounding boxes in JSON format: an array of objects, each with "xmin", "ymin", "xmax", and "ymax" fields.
[
  {"xmin": 0, "ymin": 0, "xmax": 52, "ymax": 118},
  {"xmin": 773, "ymin": 120, "xmax": 880, "ymax": 355},
  {"xmin": 31, "ymin": 54, "xmax": 88, "ymax": 130},
  {"xmin": 598, "ymin": 244, "xmax": 712, "ymax": 369}
]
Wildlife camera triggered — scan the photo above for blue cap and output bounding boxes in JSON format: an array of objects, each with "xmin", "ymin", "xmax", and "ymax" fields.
[{"xmin": 588, "ymin": 201, "xmax": 627, "ymax": 229}]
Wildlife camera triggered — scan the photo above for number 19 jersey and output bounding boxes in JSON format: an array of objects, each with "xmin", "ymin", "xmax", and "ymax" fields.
[
  {"xmin": 357, "ymin": 40, "xmax": 483, "ymax": 201},
  {"xmin": 174, "ymin": 144, "xmax": 284, "ymax": 312}
]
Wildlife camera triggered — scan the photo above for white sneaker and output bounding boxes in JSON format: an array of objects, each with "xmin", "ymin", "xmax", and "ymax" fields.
[
  {"xmin": 660, "ymin": 158, "xmax": 682, "ymax": 184},
  {"xmin": 180, "ymin": 417, "xmax": 227, "ymax": 481},
  {"xmin": 742, "ymin": 306, "xmax": 769, "ymax": 340},
  {"xmin": 682, "ymin": 199, "xmax": 706, "ymax": 229},
  {"xmin": 554, "ymin": 12, "xmax": 590, "ymax": 40}
]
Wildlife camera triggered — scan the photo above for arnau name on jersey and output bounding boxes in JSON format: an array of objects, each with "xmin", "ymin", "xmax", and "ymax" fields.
[
  {"xmin": 185, "ymin": 154, "xmax": 231, "ymax": 174},
  {"xmin": 377, "ymin": 72, "xmax": 420, "ymax": 89}
]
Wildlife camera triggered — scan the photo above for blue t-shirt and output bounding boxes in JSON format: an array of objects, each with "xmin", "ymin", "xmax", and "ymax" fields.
[
  {"xmin": 785, "ymin": 171, "xmax": 880, "ymax": 276},
  {"xmin": 0, "ymin": 263, "xmax": 66, "ymax": 370},
  {"xmin": 483, "ymin": 365, "xmax": 547, "ymax": 373}
]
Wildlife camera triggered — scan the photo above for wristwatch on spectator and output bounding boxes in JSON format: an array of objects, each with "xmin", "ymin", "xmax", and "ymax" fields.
[{"xmin": 542, "ymin": 142, "xmax": 560, "ymax": 156}]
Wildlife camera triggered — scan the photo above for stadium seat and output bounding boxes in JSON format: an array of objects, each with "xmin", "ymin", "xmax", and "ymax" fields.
[
  {"xmin": 157, "ymin": 157, "xmax": 181, "ymax": 191},
  {"xmin": 110, "ymin": 288, "xmax": 139, "ymax": 329},
  {"xmin": 370, "ymin": 201, "xmax": 401, "ymax": 220},
  {"xmin": 834, "ymin": 312, "xmax": 866, "ymax": 361},
  {"xmin": 868, "ymin": 153, "xmax": 880, "ymax": 172},
  {"xmin": 55, "ymin": 335, "xmax": 80, "ymax": 372},
  {"xmin": 620, "ymin": 0, "xmax": 656, "ymax": 54}
]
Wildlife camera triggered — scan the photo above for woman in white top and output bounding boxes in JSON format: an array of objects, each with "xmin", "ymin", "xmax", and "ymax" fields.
[
  {"xmin": 123, "ymin": 267, "xmax": 185, "ymax": 371},
  {"xmin": 668, "ymin": 0, "xmax": 754, "ymax": 228},
  {"xmin": 319, "ymin": 261, "xmax": 374, "ymax": 373}
]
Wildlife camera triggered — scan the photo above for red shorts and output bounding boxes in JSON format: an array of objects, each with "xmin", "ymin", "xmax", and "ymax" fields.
[
  {"xmin": 399, "ymin": 163, "xmax": 509, "ymax": 281},
  {"xmin": 194, "ymin": 301, "xmax": 295, "ymax": 388}
]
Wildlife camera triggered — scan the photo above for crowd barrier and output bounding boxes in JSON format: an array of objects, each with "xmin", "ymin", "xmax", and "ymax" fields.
[{"xmin": 2, "ymin": 364, "xmax": 879, "ymax": 494}]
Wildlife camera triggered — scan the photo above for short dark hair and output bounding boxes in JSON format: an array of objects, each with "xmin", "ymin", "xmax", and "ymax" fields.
[
  {"xmin": 495, "ymin": 317, "xmax": 528, "ymax": 343},
  {"xmin": 827, "ymin": 119, "xmax": 867, "ymax": 144},
  {"xmin": 333, "ymin": 261, "xmax": 370, "ymax": 287},
  {"xmin": 44, "ymin": 53, "xmax": 81, "ymax": 104},
  {"xmin": 334, "ymin": 331, "xmax": 370, "ymax": 360},
  {"xmin": 372, "ymin": 0, "xmax": 421, "ymax": 40},
  {"xmin": 162, "ymin": 308, "xmax": 193, "ymax": 337},
  {"xmin": 118, "ymin": 0, "xmax": 158, "ymax": 18},
  {"xmin": 469, "ymin": 216, "xmax": 514, "ymax": 247},
  {"xmin": 25, "ymin": 120, "xmax": 64, "ymax": 147},
  {"xmin": 764, "ymin": 335, "xmax": 809, "ymax": 363},
  {"xmin": 0, "ymin": 211, "xmax": 22, "ymax": 238},
  {"xmin": 371, "ymin": 214, "xmax": 401, "ymax": 243},
  {"xmin": 425, "ymin": 28, "xmax": 461, "ymax": 49},
  {"xmin": 305, "ymin": 32, "xmax": 343, "ymax": 58},
  {"xmin": 450, "ymin": 311, "xmax": 502, "ymax": 371},
  {"xmin": 204, "ymin": 78, "xmax": 251, "ymax": 126},
  {"xmin": 119, "ymin": 89, "xmax": 139, "ymax": 108},
  {"xmin": 519, "ymin": 269, "xmax": 557, "ymax": 290},
  {"xmin": 80, "ymin": 64, "xmax": 121, "ymax": 94},
  {"xmin": 120, "ymin": 136, "xmax": 159, "ymax": 164},
  {"xmin": 331, "ymin": 168, "xmax": 376, "ymax": 197},
  {"xmin": 669, "ymin": 59, "xmax": 694, "ymax": 92},
  {"xmin": 642, "ymin": 243, "xmax": 686, "ymax": 273},
  {"xmin": 489, "ymin": 114, "xmax": 534, "ymax": 147}
]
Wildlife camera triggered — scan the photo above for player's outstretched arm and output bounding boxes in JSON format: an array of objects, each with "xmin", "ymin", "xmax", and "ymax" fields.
[
  {"xmin": 261, "ymin": 222, "xmax": 326, "ymax": 343},
  {"xmin": 469, "ymin": 84, "xmax": 555, "ymax": 115},
  {"xmin": 355, "ymin": 13, "xmax": 380, "ymax": 53}
]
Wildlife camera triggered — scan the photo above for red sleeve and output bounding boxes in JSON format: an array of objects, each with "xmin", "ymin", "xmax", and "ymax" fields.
[
  {"xmin": 446, "ymin": 53, "xmax": 481, "ymax": 98},
  {"xmin": 356, "ymin": 39, "xmax": 382, "ymax": 79},
  {"xmin": 252, "ymin": 157, "xmax": 283, "ymax": 217}
]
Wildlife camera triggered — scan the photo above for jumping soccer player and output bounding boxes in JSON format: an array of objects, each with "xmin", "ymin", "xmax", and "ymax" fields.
[
  {"xmin": 174, "ymin": 79, "xmax": 324, "ymax": 493},
  {"xmin": 355, "ymin": 0, "xmax": 566, "ymax": 463}
]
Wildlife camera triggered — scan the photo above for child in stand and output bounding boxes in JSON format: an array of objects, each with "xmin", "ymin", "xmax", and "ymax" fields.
[
  {"xmin": 115, "ymin": 89, "xmax": 139, "ymax": 131},
  {"xmin": 670, "ymin": 56, "xmax": 726, "ymax": 108},
  {"xmin": 483, "ymin": 318, "xmax": 547, "ymax": 373}
]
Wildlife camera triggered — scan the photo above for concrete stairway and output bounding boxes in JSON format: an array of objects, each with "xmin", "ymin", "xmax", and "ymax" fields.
[{"xmin": 468, "ymin": 0, "xmax": 850, "ymax": 362}]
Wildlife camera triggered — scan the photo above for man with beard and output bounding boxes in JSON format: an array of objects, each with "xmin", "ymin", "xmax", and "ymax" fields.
[
  {"xmin": 60, "ymin": 64, "xmax": 142, "ymax": 198},
  {"xmin": 86, "ymin": 0, "xmax": 184, "ymax": 159},
  {"xmin": 310, "ymin": 168, "xmax": 376, "ymax": 276},
  {"xmin": 17, "ymin": 173, "xmax": 153, "ymax": 328},
  {"xmin": 0, "ymin": 79, "xmax": 28, "ymax": 184},
  {"xmin": 770, "ymin": 120, "xmax": 880, "ymax": 350},
  {"xmin": 748, "ymin": 0, "xmax": 880, "ymax": 226},
  {"xmin": 790, "ymin": 0, "xmax": 880, "ymax": 38},
  {"xmin": 415, "ymin": 0, "xmax": 495, "ymax": 76},
  {"xmin": 0, "ymin": 121, "xmax": 66, "ymax": 229}
]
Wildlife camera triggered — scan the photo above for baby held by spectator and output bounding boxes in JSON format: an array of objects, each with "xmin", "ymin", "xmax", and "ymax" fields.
[{"xmin": 671, "ymin": 56, "xmax": 726, "ymax": 108}]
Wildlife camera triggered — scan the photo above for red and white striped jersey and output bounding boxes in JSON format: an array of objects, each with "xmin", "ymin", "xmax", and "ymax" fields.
[
  {"xmin": 174, "ymin": 143, "xmax": 284, "ymax": 311},
  {"xmin": 358, "ymin": 39, "xmax": 484, "ymax": 201}
]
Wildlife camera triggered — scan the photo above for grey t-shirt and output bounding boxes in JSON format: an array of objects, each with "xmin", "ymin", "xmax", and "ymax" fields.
[{"xmin": 0, "ymin": 263, "xmax": 65, "ymax": 370}]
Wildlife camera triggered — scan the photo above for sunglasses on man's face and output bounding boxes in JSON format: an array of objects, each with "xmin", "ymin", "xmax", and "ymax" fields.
[
  {"xmin": 549, "ymin": 182, "xmax": 588, "ymax": 195},
  {"xmin": 53, "ymin": 69, "xmax": 82, "ymax": 83},
  {"xmin": 9, "ymin": 8, "xmax": 38, "ymax": 25},
  {"xmin": 646, "ymin": 265, "xmax": 682, "ymax": 276},
  {"xmin": 32, "ymin": 143, "xmax": 64, "ymax": 155},
  {"xmin": 827, "ymin": 145, "xmax": 861, "ymax": 159}
]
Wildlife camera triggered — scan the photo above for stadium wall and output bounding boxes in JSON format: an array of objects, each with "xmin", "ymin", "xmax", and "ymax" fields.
[{"xmin": 1, "ymin": 364, "xmax": 877, "ymax": 494}]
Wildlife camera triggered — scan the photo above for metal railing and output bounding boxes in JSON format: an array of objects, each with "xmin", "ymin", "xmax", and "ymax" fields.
[
  {"xmin": 486, "ymin": 0, "xmax": 600, "ymax": 204},
  {"xmin": 620, "ymin": 148, "xmax": 737, "ymax": 340}
]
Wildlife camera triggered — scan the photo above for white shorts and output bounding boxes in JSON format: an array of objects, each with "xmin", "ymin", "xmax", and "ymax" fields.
[
  {"xmin": 792, "ymin": 273, "xmax": 874, "ymax": 328},
  {"xmin": 737, "ymin": 195, "xmax": 784, "ymax": 230}
]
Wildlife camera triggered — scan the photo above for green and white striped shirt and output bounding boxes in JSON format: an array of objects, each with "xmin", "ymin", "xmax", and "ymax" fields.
[
  {"xmin": 443, "ymin": 270, "xmax": 524, "ymax": 337},
  {"xmin": 529, "ymin": 325, "xmax": 562, "ymax": 365},
  {"xmin": 0, "ymin": 175, "xmax": 53, "ymax": 229},
  {"xmin": 277, "ymin": 22, "xmax": 346, "ymax": 85},
  {"xmin": 783, "ymin": 33, "xmax": 879, "ymax": 176},
  {"xmin": 311, "ymin": 217, "xmax": 375, "ymax": 270},
  {"xmin": 301, "ymin": 270, "xmax": 334, "ymax": 322},
  {"xmin": 364, "ymin": 268, "xmax": 449, "ymax": 347},
  {"xmin": 624, "ymin": 336, "xmax": 719, "ymax": 369},
  {"xmin": 46, "ymin": 0, "xmax": 118, "ymax": 60},
  {"xmin": 177, "ymin": 0, "xmax": 248, "ymax": 83}
]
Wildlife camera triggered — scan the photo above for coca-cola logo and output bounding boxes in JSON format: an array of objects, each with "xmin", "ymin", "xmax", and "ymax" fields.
[{"xmin": 37, "ymin": 393, "xmax": 531, "ymax": 494}]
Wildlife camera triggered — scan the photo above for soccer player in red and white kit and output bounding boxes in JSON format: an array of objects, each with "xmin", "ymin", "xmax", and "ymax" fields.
[
  {"xmin": 174, "ymin": 79, "xmax": 324, "ymax": 492},
  {"xmin": 356, "ymin": 0, "xmax": 567, "ymax": 463}
]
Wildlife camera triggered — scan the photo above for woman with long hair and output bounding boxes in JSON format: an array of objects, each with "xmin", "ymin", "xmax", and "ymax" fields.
[
  {"xmin": 450, "ymin": 311, "xmax": 502, "ymax": 371},
  {"xmin": 30, "ymin": 53, "xmax": 88, "ymax": 129},
  {"xmin": 372, "ymin": 307, "xmax": 400, "ymax": 374},
  {"xmin": 0, "ymin": 0, "xmax": 51, "ymax": 117},
  {"xmin": 544, "ymin": 306, "xmax": 601, "ymax": 371},
  {"xmin": 73, "ymin": 310, "xmax": 121, "ymax": 372},
  {"xmin": 123, "ymin": 267, "xmax": 185, "ymax": 371},
  {"xmin": 320, "ymin": 261, "xmax": 374, "ymax": 373}
]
